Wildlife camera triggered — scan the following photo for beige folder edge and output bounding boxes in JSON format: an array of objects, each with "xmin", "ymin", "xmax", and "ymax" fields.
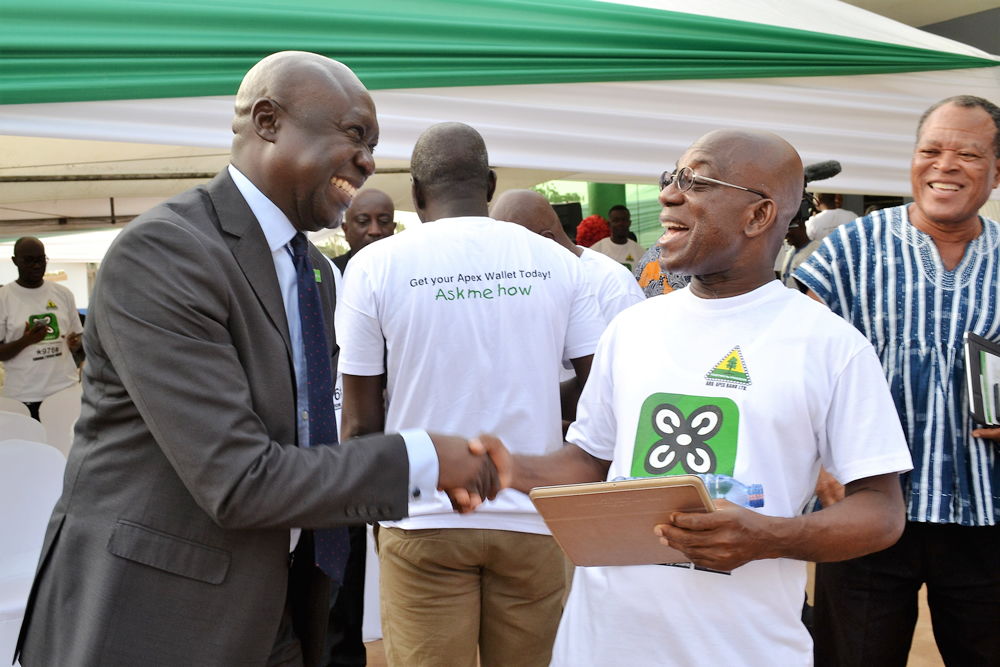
[{"xmin": 529, "ymin": 475, "xmax": 715, "ymax": 567}]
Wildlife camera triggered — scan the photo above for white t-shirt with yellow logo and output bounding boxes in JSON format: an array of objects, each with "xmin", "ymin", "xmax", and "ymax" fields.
[
  {"xmin": 589, "ymin": 237, "xmax": 646, "ymax": 273},
  {"xmin": 553, "ymin": 281, "xmax": 913, "ymax": 666},
  {"xmin": 0, "ymin": 281, "xmax": 82, "ymax": 402}
]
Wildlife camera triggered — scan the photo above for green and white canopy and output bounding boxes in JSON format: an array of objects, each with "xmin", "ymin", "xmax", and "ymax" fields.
[{"xmin": 2, "ymin": 0, "xmax": 999, "ymax": 217}]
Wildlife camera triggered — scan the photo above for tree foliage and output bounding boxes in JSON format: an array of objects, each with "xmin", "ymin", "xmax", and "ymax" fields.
[{"xmin": 531, "ymin": 182, "xmax": 582, "ymax": 204}]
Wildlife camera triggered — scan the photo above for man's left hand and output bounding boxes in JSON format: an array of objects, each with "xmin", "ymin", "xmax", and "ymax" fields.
[
  {"xmin": 654, "ymin": 500, "xmax": 774, "ymax": 572},
  {"xmin": 66, "ymin": 331, "xmax": 82, "ymax": 352},
  {"xmin": 972, "ymin": 427, "xmax": 1000, "ymax": 442}
]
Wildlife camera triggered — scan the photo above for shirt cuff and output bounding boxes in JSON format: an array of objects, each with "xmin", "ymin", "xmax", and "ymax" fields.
[{"xmin": 400, "ymin": 428, "xmax": 439, "ymax": 500}]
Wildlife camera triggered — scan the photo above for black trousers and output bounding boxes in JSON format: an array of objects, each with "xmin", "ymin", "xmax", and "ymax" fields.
[
  {"xmin": 320, "ymin": 525, "xmax": 368, "ymax": 667},
  {"xmin": 814, "ymin": 521, "xmax": 1000, "ymax": 667},
  {"xmin": 23, "ymin": 401, "xmax": 41, "ymax": 421}
]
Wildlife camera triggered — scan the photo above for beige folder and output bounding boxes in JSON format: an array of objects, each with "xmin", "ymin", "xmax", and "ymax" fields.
[{"xmin": 529, "ymin": 475, "xmax": 715, "ymax": 567}]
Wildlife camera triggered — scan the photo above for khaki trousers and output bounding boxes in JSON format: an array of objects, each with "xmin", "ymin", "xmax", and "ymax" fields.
[{"xmin": 377, "ymin": 527, "xmax": 566, "ymax": 667}]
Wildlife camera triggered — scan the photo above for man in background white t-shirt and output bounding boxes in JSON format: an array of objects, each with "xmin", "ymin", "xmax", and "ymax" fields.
[
  {"xmin": 337, "ymin": 123, "xmax": 604, "ymax": 667},
  {"xmin": 805, "ymin": 193, "xmax": 858, "ymax": 241},
  {"xmin": 492, "ymin": 189, "xmax": 645, "ymax": 437},
  {"xmin": 589, "ymin": 205, "xmax": 646, "ymax": 272},
  {"xmin": 476, "ymin": 129, "xmax": 912, "ymax": 666},
  {"xmin": 0, "ymin": 237, "xmax": 82, "ymax": 419},
  {"xmin": 491, "ymin": 189, "xmax": 644, "ymax": 326}
]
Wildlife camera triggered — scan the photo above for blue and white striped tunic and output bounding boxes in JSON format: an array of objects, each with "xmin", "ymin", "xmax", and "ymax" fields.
[{"xmin": 795, "ymin": 205, "xmax": 1000, "ymax": 526}]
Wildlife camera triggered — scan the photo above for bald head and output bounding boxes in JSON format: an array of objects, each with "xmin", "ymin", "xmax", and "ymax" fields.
[
  {"xmin": 13, "ymin": 236, "xmax": 43, "ymax": 256},
  {"xmin": 347, "ymin": 189, "xmax": 394, "ymax": 216},
  {"xmin": 491, "ymin": 189, "xmax": 576, "ymax": 253},
  {"xmin": 343, "ymin": 188, "xmax": 396, "ymax": 253},
  {"xmin": 410, "ymin": 123, "xmax": 496, "ymax": 221},
  {"xmin": 228, "ymin": 51, "xmax": 379, "ymax": 233},
  {"xmin": 690, "ymin": 129, "xmax": 804, "ymax": 226},
  {"xmin": 12, "ymin": 236, "xmax": 46, "ymax": 287},
  {"xmin": 491, "ymin": 190, "xmax": 561, "ymax": 235},
  {"xmin": 658, "ymin": 129, "xmax": 803, "ymax": 297},
  {"xmin": 233, "ymin": 51, "xmax": 368, "ymax": 147}
]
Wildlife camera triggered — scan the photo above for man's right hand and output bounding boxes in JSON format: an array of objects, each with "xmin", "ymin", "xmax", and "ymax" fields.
[
  {"xmin": 430, "ymin": 434, "xmax": 502, "ymax": 513},
  {"xmin": 22, "ymin": 320, "xmax": 49, "ymax": 345}
]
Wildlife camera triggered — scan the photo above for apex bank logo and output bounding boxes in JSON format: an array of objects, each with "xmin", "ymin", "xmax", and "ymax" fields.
[{"xmin": 705, "ymin": 345, "xmax": 752, "ymax": 391}]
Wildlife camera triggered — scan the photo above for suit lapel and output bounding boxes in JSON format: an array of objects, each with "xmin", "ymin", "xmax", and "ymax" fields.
[{"xmin": 206, "ymin": 170, "xmax": 293, "ymax": 359}]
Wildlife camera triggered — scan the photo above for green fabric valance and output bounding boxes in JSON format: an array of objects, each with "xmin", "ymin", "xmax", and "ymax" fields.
[{"xmin": 2, "ymin": 0, "xmax": 996, "ymax": 105}]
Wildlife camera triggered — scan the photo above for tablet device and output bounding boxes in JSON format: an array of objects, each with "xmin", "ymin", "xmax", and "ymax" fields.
[
  {"xmin": 964, "ymin": 332, "xmax": 1000, "ymax": 426},
  {"xmin": 529, "ymin": 475, "xmax": 714, "ymax": 567}
]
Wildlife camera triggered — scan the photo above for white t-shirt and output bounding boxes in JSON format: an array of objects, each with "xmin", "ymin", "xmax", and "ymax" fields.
[
  {"xmin": 774, "ymin": 239, "xmax": 823, "ymax": 288},
  {"xmin": 337, "ymin": 216, "xmax": 604, "ymax": 533},
  {"xmin": 329, "ymin": 257, "xmax": 345, "ymax": 435},
  {"xmin": 553, "ymin": 281, "xmax": 912, "ymax": 667},
  {"xmin": 559, "ymin": 248, "xmax": 645, "ymax": 382},
  {"xmin": 589, "ymin": 237, "xmax": 646, "ymax": 273},
  {"xmin": 579, "ymin": 247, "xmax": 645, "ymax": 325},
  {"xmin": 805, "ymin": 208, "xmax": 858, "ymax": 241},
  {"xmin": 0, "ymin": 281, "xmax": 83, "ymax": 402}
]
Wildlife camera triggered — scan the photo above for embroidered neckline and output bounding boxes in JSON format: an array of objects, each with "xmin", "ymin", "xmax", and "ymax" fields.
[{"xmin": 887, "ymin": 205, "xmax": 1000, "ymax": 291}]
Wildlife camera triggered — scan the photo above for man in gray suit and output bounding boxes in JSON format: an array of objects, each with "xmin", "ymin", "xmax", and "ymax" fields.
[{"xmin": 14, "ymin": 52, "xmax": 499, "ymax": 667}]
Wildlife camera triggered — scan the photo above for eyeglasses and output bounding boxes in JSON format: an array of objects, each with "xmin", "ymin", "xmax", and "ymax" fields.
[
  {"xmin": 16, "ymin": 255, "xmax": 47, "ymax": 266},
  {"xmin": 659, "ymin": 167, "xmax": 768, "ymax": 200}
]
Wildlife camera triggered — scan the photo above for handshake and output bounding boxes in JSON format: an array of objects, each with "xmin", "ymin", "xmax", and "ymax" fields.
[{"xmin": 431, "ymin": 434, "xmax": 513, "ymax": 513}]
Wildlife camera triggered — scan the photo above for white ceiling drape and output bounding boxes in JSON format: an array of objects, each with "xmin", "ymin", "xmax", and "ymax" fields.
[{"xmin": 3, "ymin": 64, "xmax": 999, "ymax": 197}]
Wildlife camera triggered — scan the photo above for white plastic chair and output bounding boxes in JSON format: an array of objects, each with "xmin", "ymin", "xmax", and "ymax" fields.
[
  {"xmin": 0, "ymin": 413, "xmax": 47, "ymax": 445},
  {"xmin": 38, "ymin": 384, "xmax": 82, "ymax": 458},
  {"xmin": 0, "ymin": 440, "xmax": 66, "ymax": 665},
  {"xmin": 0, "ymin": 398, "xmax": 30, "ymax": 418}
]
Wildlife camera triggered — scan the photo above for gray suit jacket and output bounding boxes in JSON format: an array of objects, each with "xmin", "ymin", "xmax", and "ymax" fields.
[{"xmin": 15, "ymin": 171, "xmax": 410, "ymax": 667}]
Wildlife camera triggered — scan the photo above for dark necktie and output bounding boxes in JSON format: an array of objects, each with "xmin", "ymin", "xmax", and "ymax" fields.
[{"xmin": 289, "ymin": 232, "xmax": 350, "ymax": 585}]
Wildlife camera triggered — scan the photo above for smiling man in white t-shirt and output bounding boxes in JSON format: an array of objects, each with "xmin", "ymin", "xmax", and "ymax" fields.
[
  {"xmin": 476, "ymin": 129, "xmax": 913, "ymax": 667},
  {"xmin": 336, "ymin": 123, "xmax": 604, "ymax": 666}
]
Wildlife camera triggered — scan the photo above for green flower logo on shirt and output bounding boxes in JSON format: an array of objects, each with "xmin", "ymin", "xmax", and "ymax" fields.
[
  {"xmin": 631, "ymin": 393, "xmax": 739, "ymax": 478},
  {"xmin": 28, "ymin": 313, "xmax": 60, "ymax": 341}
]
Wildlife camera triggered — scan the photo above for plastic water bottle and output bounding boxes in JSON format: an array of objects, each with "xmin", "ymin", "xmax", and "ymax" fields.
[
  {"xmin": 609, "ymin": 474, "xmax": 764, "ymax": 508},
  {"xmin": 698, "ymin": 474, "xmax": 764, "ymax": 508}
]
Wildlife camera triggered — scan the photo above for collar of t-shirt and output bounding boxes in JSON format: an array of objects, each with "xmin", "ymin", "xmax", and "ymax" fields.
[{"xmin": 677, "ymin": 280, "xmax": 786, "ymax": 314}]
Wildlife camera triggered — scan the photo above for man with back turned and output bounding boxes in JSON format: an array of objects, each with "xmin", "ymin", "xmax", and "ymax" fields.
[{"xmin": 337, "ymin": 122, "xmax": 604, "ymax": 666}]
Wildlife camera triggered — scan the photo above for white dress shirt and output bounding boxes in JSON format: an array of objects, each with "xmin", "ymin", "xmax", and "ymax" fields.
[{"xmin": 227, "ymin": 165, "xmax": 438, "ymax": 550}]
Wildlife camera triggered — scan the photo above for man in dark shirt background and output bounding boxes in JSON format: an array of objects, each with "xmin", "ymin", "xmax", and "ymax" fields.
[
  {"xmin": 325, "ymin": 187, "xmax": 395, "ymax": 667},
  {"xmin": 332, "ymin": 189, "xmax": 396, "ymax": 276}
]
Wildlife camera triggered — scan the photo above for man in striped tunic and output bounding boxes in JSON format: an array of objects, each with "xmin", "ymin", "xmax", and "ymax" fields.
[{"xmin": 796, "ymin": 95, "xmax": 1000, "ymax": 666}]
